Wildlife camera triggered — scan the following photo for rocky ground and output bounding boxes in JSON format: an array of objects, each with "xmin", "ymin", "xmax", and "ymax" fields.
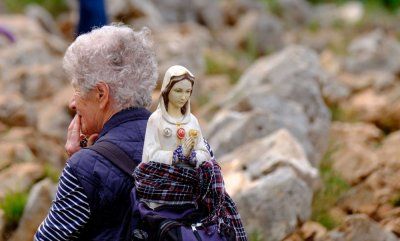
[{"xmin": 1, "ymin": 0, "xmax": 400, "ymax": 240}]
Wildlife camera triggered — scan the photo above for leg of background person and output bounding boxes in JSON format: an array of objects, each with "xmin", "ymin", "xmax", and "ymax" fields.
[{"xmin": 77, "ymin": 0, "xmax": 108, "ymax": 36}]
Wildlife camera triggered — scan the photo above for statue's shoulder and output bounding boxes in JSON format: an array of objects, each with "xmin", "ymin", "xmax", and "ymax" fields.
[
  {"xmin": 189, "ymin": 113, "xmax": 199, "ymax": 123},
  {"xmin": 148, "ymin": 109, "xmax": 162, "ymax": 121}
]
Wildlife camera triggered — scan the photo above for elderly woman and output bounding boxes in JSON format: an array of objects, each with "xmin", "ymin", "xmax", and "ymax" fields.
[{"xmin": 35, "ymin": 25, "xmax": 157, "ymax": 241}]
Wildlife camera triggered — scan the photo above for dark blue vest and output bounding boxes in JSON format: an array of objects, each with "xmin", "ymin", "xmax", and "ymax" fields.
[{"xmin": 68, "ymin": 108, "xmax": 151, "ymax": 240}]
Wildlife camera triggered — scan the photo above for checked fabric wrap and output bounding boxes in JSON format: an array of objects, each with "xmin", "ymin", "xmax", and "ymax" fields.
[{"xmin": 133, "ymin": 158, "xmax": 248, "ymax": 241}]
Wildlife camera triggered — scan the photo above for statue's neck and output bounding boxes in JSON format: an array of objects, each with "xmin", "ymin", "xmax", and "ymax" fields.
[{"xmin": 167, "ymin": 103, "xmax": 183, "ymax": 119}]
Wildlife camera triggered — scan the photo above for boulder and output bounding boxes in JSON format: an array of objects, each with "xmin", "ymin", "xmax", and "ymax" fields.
[
  {"xmin": 336, "ymin": 1, "xmax": 364, "ymax": 25},
  {"xmin": 320, "ymin": 214, "xmax": 399, "ymax": 241},
  {"xmin": 208, "ymin": 46, "xmax": 331, "ymax": 165},
  {"xmin": 300, "ymin": 221, "xmax": 328, "ymax": 240},
  {"xmin": 207, "ymin": 110, "xmax": 265, "ymax": 166},
  {"xmin": 4, "ymin": 62, "xmax": 68, "ymax": 100},
  {"xmin": 154, "ymin": 23, "xmax": 212, "ymax": 78},
  {"xmin": 220, "ymin": 0, "xmax": 265, "ymax": 26},
  {"xmin": 25, "ymin": 136, "xmax": 66, "ymax": 170},
  {"xmin": 106, "ymin": 0, "xmax": 130, "ymax": 20},
  {"xmin": 9, "ymin": 179, "xmax": 56, "ymax": 241},
  {"xmin": 330, "ymin": 122, "xmax": 382, "ymax": 184},
  {"xmin": 0, "ymin": 15, "xmax": 46, "ymax": 40},
  {"xmin": 0, "ymin": 142, "xmax": 36, "ymax": 168},
  {"xmin": 37, "ymin": 86, "xmax": 73, "ymax": 142},
  {"xmin": 338, "ymin": 71, "xmax": 396, "ymax": 92},
  {"xmin": 229, "ymin": 10, "xmax": 284, "ymax": 55},
  {"xmin": 219, "ymin": 129, "xmax": 316, "ymax": 241},
  {"xmin": 234, "ymin": 167, "xmax": 313, "ymax": 241},
  {"xmin": 220, "ymin": 129, "xmax": 318, "ymax": 193},
  {"xmin": 341, "ymin": 89, "xmax": 388, "ymax": 123},
  {"xmin": 337, "ymin": 183, "xmax": 379, "ymax": 216},
  {"xmin": 277, "ymin": 0, "xmax": 312, "ymax": 25},
  {"xmin": 0, "ymin": 163, "xmax": 44, "ymax": 200},
  {"xmin": 25, "ymin": 4, "xmax": 62, "ymax": 36},
  {"xmin": 147, "ymin": 0, "xmax": 224, "ymax": 30},
  {"xmin": 0, "ymin": 93, "xmax": 36, "ymax": 127},
  {"xmin": 336, "ymin": 127, "xmax": 400, "ymax": 214},
  {"xmin": 127, "ymin": 0, "xmax": 164, "ymax": 29},
  {"xmin": 361, "ymin": 131, "xmax": 400, "ymax": 198},
  {"xmin": 345, "ymin": 29, "xmax": 400, "ymax": 74},
  {"xmin": 381, "ymin": 208, "xmax": 400, "ymax": 236},
  {"xmin": 312, "ymin": 2, "xmax": 364, "ymax": 28}
]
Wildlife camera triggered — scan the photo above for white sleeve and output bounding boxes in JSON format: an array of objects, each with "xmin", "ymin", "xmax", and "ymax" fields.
[{"xmin": 142, "ymin": 116, "xmax": 173, "ymax": 165}]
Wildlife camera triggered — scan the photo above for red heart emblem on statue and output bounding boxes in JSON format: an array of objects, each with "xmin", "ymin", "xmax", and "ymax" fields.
[{"xmin": 177, "ymin": 128, "xmax": 185, "ymax": 139}]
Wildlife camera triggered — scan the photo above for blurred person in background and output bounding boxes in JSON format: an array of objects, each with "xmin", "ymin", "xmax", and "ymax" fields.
[
  {"xmin": 77, "ymin": 0, "xmax": 108, "ymax": 35},
  {"xmin": 34, "ymin": 24, "xmax": 158, "ymax": 241}
]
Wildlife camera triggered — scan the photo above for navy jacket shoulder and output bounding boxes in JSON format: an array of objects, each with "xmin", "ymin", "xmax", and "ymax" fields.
[{"xmin": 68, "ymin": 107, "xmax": 151, "ymax": 241}]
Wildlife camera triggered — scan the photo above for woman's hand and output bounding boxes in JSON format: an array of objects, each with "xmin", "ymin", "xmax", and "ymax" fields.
[
  {"xmin": 182, "ymin": 137, "xmax": 195, "ymax": 157},
  {"xmin": 65, "ymin": 115, "xmax": 98, "ymax": 157}
]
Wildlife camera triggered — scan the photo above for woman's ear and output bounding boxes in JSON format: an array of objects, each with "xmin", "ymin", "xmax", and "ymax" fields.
[{"xmin": 96, "ymin": 82, "xmax": 110, "ymax": 109}]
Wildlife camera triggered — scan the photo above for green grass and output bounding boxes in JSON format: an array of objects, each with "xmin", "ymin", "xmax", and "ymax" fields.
[
  {"xmin": 4, "ymin": 0, "xmax": 68, "ymax": 17},
  {"xmin": 311, "ymin": 147, "xmax": 350, "ymax": 230},
  {"xmin": 204, "ymin": 51, "xmax": 243, "ymax": 85},
  {"xmin": 249, "ymin": 230, "xmax": 264, "ymax": 241},
  {"xmin": 308, "ymin": 20, "xmax": 321, "ymax": 33},
  {"xmin": 0, "ymin": 191, "xmax": 28, "ymax": 231},
  {"xmin": 329, "ymin": 105, "xmax": 347, "ymax": 121},
  {"xmin": 44, "ymin": 164, "xmax": 61, "ymax": 183},
  {"xmin": 259, "ymin": 0, "xmax": 283, "ymax": 17},
  {"xmin": 390, "ymin": 193, "xmax": 400, "ymax": 207}
]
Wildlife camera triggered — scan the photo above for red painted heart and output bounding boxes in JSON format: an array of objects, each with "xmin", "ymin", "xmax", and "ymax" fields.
[{"xmin": 177, "ymin": 128, "xmax": 185, "ymax": 139}]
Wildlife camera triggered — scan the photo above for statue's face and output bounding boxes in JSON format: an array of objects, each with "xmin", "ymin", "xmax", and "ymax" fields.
[{"xmin": 168, "ymin": 79, "xmax": 192, "ymax": 110}]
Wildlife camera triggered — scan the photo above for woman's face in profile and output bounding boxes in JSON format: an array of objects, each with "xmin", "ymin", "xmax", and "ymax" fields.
[
  {"xmin": 168, "ymin": 79, "xmax": 192, "ymax": 111},
  {"xmin": 69, "ymin": 87, "xmax": 101, "ymax": 136}
]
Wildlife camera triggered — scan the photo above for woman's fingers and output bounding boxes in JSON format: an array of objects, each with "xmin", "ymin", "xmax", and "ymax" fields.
[{"xmin": 65, "ymin": 115, "xmax": 82, "ymax": 157}]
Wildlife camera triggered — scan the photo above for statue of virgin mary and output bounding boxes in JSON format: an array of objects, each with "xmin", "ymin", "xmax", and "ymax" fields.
[
  {"xmin": 142, "ymin": 65, "xmax": 211, "ymax": 167},
  {"xmin": 134, "ymin": 65, "xmax": 248, "ymax": 241}
]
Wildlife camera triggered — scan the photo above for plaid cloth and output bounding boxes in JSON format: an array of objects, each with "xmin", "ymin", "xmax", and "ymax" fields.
[{"xmin": 134, "ymin": 158, "xmax": 248, "ymax": 241}]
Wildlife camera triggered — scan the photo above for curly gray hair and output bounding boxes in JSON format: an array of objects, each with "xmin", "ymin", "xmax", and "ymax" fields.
[{"xmin": 63, "ymin": 25, "xmax": 158, "ymax": 109}]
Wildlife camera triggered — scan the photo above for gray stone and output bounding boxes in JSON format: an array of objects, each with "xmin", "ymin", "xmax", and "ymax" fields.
[
  {"xmin": 220, "ymin": 0, "xmax": 265, "ymax": 24},
  {"xmin": 277, "ymin": 0, "xmax": 312, "ymax": 25},
  {"xmin": 0, "ymin": 142, "xmax": 36, "ymax": 167},
  {"xmin": 220, "ymin": 129, "xmax": 318, "ymax": 194},
  {"xmin": 0, "ymin": 41, "xmax": 55, "ymax": 82},
  {"xmin": 194, "ymin": 0, "xmax": 224, "ymax": 31},
  {"xmin": 330, "ymin": 122, "xmax": 382, "ymax": 185},
  {"xmin": 9, "ymin": 179, "xmax": 56, "ymax": 241},
  {"xmin": 0, "ymin": 15, "xmax": 46, "ymax": 40},
  {"xmin": 320, "ymin": 214, "xmax": 399, "ymax": 241},
  {"xmin": 208, "ymin": 46, "xmax": 331, "ymax": 165},
  {"xmin": 235, "ymin": 167, "xmax": 313, "ymax": 241},
  {"xmin": 37, "ymin": 86, "xmax": 73, "ymax": 142},
  {"xmin": 0, "ymin": 163, "xmax": 44, "ymax": 201},
  {"xmin": 4, "ymin": 62, "xmax": 68, "ymax": 100},
  {"xmin": 311, "ymin": 2, "xmax": 364, "ymax": 28},
  {"xmin": 345, "ymin": 29, "xmax": 400, "ymax": 74},
  {"xmin": 231, "ymin": 11, "xmax": 284, "ymax": 55},
  {"xmin": 25, "ymin": 4, "xmax": 62, "ymax": 36},
  {"xmin": 0, "ymin": 93, "xmax": 36, "ymax": 127},
  {"xmin": 106, "ymin": 0, "xmax": 130, "ymax": 19},
  {"xmin": 150, "ymin": 0, "xmax": 197, "ymax": 23},
  {"xmin": 337, "ymin": 1, "xmax": 364, "ymax": 25},
  {"xmin": 154, "ymin": 23, "xmax": 212, "ymax": 78},
  {"xmin": 128, "ymin": 0, "xmax": 164, "ymax": 29}
]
